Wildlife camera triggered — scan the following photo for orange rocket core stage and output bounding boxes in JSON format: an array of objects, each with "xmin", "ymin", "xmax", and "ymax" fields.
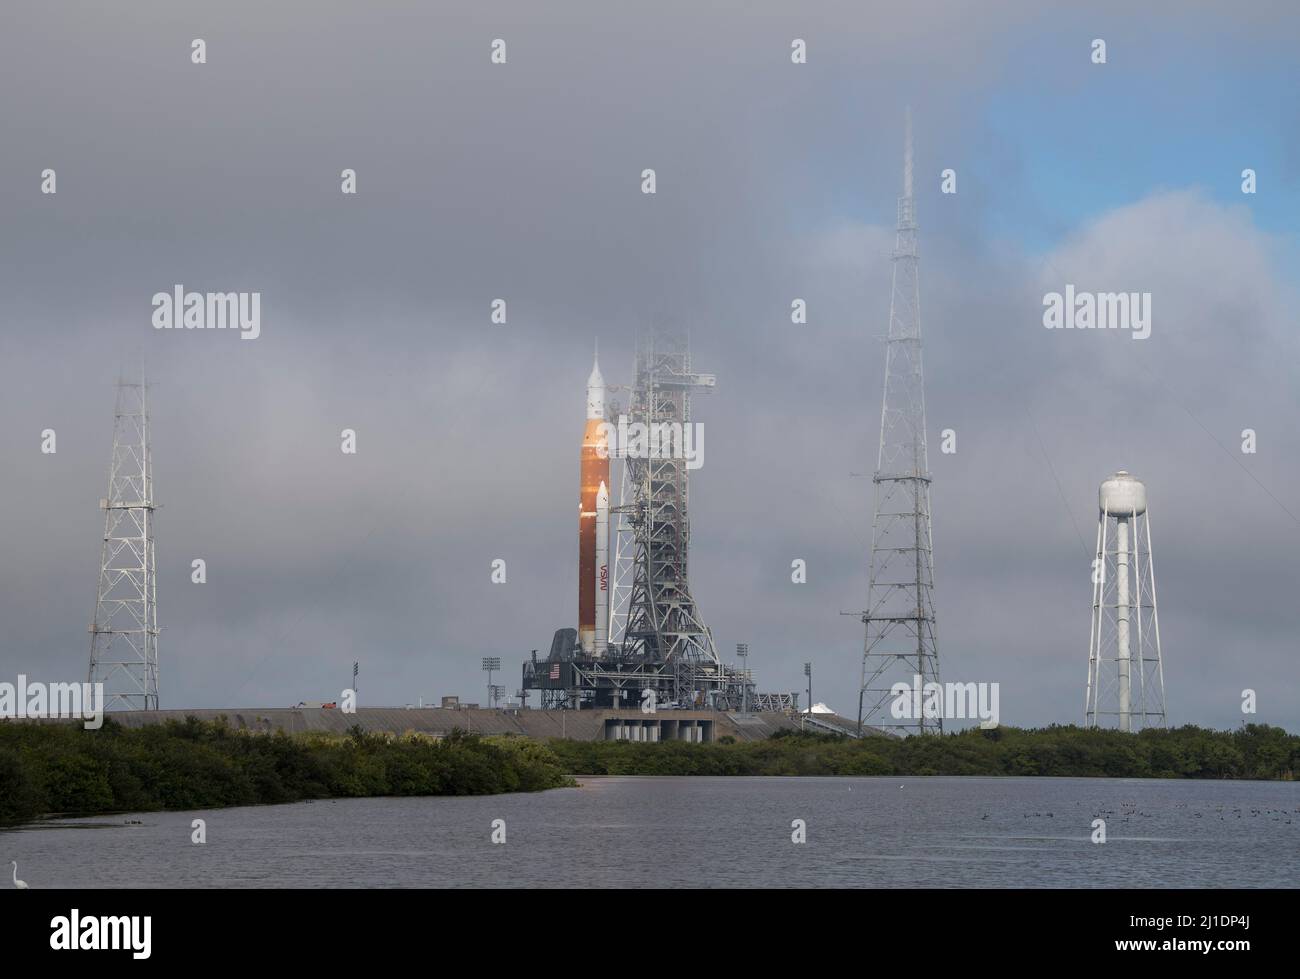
[
  {"xmin": 579, "ymin": 347, "xmax": 609, "ymax": 654},
  {"xmin": 578, "ymin": 416, "xmax": 609, "ymax": 652}
]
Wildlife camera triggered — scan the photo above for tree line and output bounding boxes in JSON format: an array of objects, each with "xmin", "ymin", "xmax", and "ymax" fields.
[
  {"xmin": 546, "ymin": 724, "xmax": 1299, "ymax": 780},
  {"xmin": 0, "ymin": 717, "xmax": 574, "ymax": 826},
  {"xmin": 4, "ymin": 719, "xmax": 1293, "ymax": 826}
]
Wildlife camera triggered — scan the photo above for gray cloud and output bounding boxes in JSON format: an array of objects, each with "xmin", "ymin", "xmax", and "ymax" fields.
[{"xmin": 2, "ymin": 1, "xmax": 1297, "ymax": 729}]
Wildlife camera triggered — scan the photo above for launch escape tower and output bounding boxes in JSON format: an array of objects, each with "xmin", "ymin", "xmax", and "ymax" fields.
[
  {"xmin": 1085, "ymin": 471, "xmax": 1167, "ymax": 731},
  {"xmin": 858, "ymin": 111, "xmax": 943, "ymax": 735},
  {"xmin": 87, "ymin": 376, "xmax": 160, "ymax": 711}
]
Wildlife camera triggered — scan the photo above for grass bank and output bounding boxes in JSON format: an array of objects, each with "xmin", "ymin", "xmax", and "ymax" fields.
[
  {"xmin": 547, "ymin": 724, "xmax": 1299, "ymax": 780},
  {"xmin": 0, "ymin": 717, "xmax": 575, "ymax": 827}
]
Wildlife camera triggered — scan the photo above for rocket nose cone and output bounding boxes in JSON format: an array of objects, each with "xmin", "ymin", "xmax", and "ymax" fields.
[{"xmin": 597, "ymin": 481, "xmax": 609, "ymax": 505}]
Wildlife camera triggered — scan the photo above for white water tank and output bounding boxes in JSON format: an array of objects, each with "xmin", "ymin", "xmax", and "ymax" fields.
[{"xmin": 1099, "ymin": 470, "xmax": 1147, "ymax": 516}]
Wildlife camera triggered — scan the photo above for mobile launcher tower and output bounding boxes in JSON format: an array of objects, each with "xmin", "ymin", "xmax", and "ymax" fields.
[{"xmin": 523, "ymin": 332, "xmax": 754, "ymax": 711}]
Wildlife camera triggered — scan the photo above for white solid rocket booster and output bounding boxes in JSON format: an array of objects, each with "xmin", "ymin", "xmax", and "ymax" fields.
[{"xmin": 595, "ymin": 480, "xmax": 610, "ymax": 652}]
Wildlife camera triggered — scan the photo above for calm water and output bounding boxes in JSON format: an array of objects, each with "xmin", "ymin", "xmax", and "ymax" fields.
[{"xmin": 5, "ymin": 777, "xmax": 1298, "ymax": 888}]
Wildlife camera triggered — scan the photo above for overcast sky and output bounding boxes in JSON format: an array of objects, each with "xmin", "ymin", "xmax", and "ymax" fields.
[{"xmin": 2, "ymin": 0, "xmax": 1297, "ymax": 729}]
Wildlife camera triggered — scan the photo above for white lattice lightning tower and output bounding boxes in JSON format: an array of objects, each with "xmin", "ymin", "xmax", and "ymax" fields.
[
  {"xmin": 859, "ymin": 109, "xmax": 942, "ymax": 735},
  {"xmin": 87, "ymin": 376, "xmax": 160, "ymax": 710}
]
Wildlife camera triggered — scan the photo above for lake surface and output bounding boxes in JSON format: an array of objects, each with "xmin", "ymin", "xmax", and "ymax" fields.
[{"xmin": 5, "ymin": 776, "xmax": 1298, "ymax": 887}]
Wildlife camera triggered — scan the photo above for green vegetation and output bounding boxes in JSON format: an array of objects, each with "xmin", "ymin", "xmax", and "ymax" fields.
[
  {"xmin": 4, "ymin": 721, "xmax": 1292, "ymax": 826},
  {"xmin": 547, "ymin": 724, "xmax": 1300, "ymax": 780},
  {"xmin": 0, "ymin": 717, "xmax": 574, "ymax": 827}
]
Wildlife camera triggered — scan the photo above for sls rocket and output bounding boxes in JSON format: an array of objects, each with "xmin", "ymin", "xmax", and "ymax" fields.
[{"xmin": 579, "ymin": 347, "xmax": 610, "ymax": 654}]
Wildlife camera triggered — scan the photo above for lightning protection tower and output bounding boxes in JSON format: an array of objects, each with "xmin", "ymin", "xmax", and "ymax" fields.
[
  {"xmin": 1085, "ymin": 471, "xmax": 1166, "ymax": 731},
  {"xmin": 88, "ymin": 376, "xmax": 160, "ymax": 710},
  {"xmin": 858, "ymin": 109, "xmax": 942, "ymax": 735}
]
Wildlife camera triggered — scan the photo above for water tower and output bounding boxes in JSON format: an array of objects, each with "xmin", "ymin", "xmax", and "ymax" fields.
[{"xmin": 1084, "ymin": 471, "xmax": 1166, "ymax": 730}]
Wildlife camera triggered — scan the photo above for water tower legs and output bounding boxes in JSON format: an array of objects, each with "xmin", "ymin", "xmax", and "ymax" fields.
[{"xmin": 1115, "ymin": 516, "xmax": 1131, "ymax": 732}]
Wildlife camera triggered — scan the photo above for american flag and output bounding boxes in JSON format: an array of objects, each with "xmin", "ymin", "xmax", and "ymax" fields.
[
  {"xmin": 549, "ymin": 663, "xmax": 561, "ymax": 680},
  {"xmin": 352, "ymin": 662, "xmax": 358, "ymax": 680}
]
